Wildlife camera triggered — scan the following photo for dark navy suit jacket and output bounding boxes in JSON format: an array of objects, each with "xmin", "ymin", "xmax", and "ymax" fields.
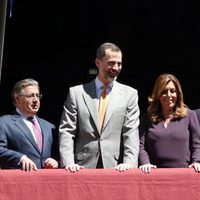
[{"xmin": 0, "ymin": 111, "xmax": 58, "ymax": 169}]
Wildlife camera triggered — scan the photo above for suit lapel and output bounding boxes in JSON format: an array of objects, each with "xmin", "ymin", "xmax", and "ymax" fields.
[
  {"xmin": 37, "ymin": 118, "xmax": 46, "ymax": 154},
  {"xmin": 102, "ymin": 82, "xmax": 122, "ymax": 130},
  {"xmin": 82, "ymin": 81, "xmax": 100, "ymax": 132},
  {"xmin": 12, "ymin": 115, "xmax": 41, "ymax": 153}
]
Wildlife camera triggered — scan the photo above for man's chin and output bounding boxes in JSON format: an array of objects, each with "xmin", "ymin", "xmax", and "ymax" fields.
[
  {"xmin": 30, "ymin": 110, "xmax": 38, "ymax": 114},
  {"xmin": 106, "ymin": 75, "xmax": 117, "ymax": 82}
]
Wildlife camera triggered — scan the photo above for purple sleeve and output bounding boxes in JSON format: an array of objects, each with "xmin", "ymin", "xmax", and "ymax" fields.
[
  {"xmin": 189, "ymin": 110, "xmax": 200, "ymax": 163},
  {"xmin": 139, "ymin": 113, "xmax": 150, "ymax": 165}
]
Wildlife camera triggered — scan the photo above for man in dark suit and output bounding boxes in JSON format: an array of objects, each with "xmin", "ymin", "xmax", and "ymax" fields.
[
  {"xmin": 59, "ymin": 42, "xmax": 140, "ymax": 172},
  {"xmin": 0, "ymin": 78, "xmax": 59, "ymax": 171}
]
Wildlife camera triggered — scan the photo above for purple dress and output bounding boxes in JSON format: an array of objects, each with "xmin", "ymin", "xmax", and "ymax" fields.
[{"xmin": 139, "ymin": 109, "xmax": 200, "ymax": 167}]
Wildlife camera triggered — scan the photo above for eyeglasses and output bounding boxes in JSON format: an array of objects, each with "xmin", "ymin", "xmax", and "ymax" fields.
[{"xmin": 19, "ymin": 93, "xmax": 42, "ymax": 99}]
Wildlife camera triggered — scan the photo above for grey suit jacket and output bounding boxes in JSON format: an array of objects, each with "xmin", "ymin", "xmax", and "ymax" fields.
[
  {"xmin": 59, "ymin": 79, "xmax": 140, "ymax": 168},
  {"xmin": 0, "ymin": 111, "xmax": 57, "ymax": 169}
]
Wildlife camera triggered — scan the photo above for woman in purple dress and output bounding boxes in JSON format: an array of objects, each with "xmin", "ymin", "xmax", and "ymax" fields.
[{"xmin": 139, "ymin": 73, "xmax": 200, "ymax": 173}]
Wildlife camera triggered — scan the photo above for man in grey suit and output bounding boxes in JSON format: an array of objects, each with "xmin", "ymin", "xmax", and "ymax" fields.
[
  {"xmin": 0, "ymin": 78, "xmax": 59, "ymax": 171},
  {"xmin": 59, "ymin": 42, "xmax": 140, "ymax": 172}
]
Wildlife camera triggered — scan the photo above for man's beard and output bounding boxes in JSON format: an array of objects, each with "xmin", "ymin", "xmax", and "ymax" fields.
[{"xmin": 104, "ymin": 71, "xmax": 120, "ymax": 82}]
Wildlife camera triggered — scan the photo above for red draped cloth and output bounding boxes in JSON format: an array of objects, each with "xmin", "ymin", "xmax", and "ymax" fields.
[{"xmin": 0, "ymin": 168, "xmax": 200, "ymax": 200}]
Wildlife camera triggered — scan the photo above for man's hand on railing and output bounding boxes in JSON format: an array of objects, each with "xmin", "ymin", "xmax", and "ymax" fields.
[{"xmin": 64, "ymin": 164, "xmax": 85, "ymax": 172}]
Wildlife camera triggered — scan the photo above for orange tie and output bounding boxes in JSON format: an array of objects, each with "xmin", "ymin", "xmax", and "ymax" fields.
[{"xmin": 98, "ymin": 85, "xmax": 109, "ymax": 129}]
